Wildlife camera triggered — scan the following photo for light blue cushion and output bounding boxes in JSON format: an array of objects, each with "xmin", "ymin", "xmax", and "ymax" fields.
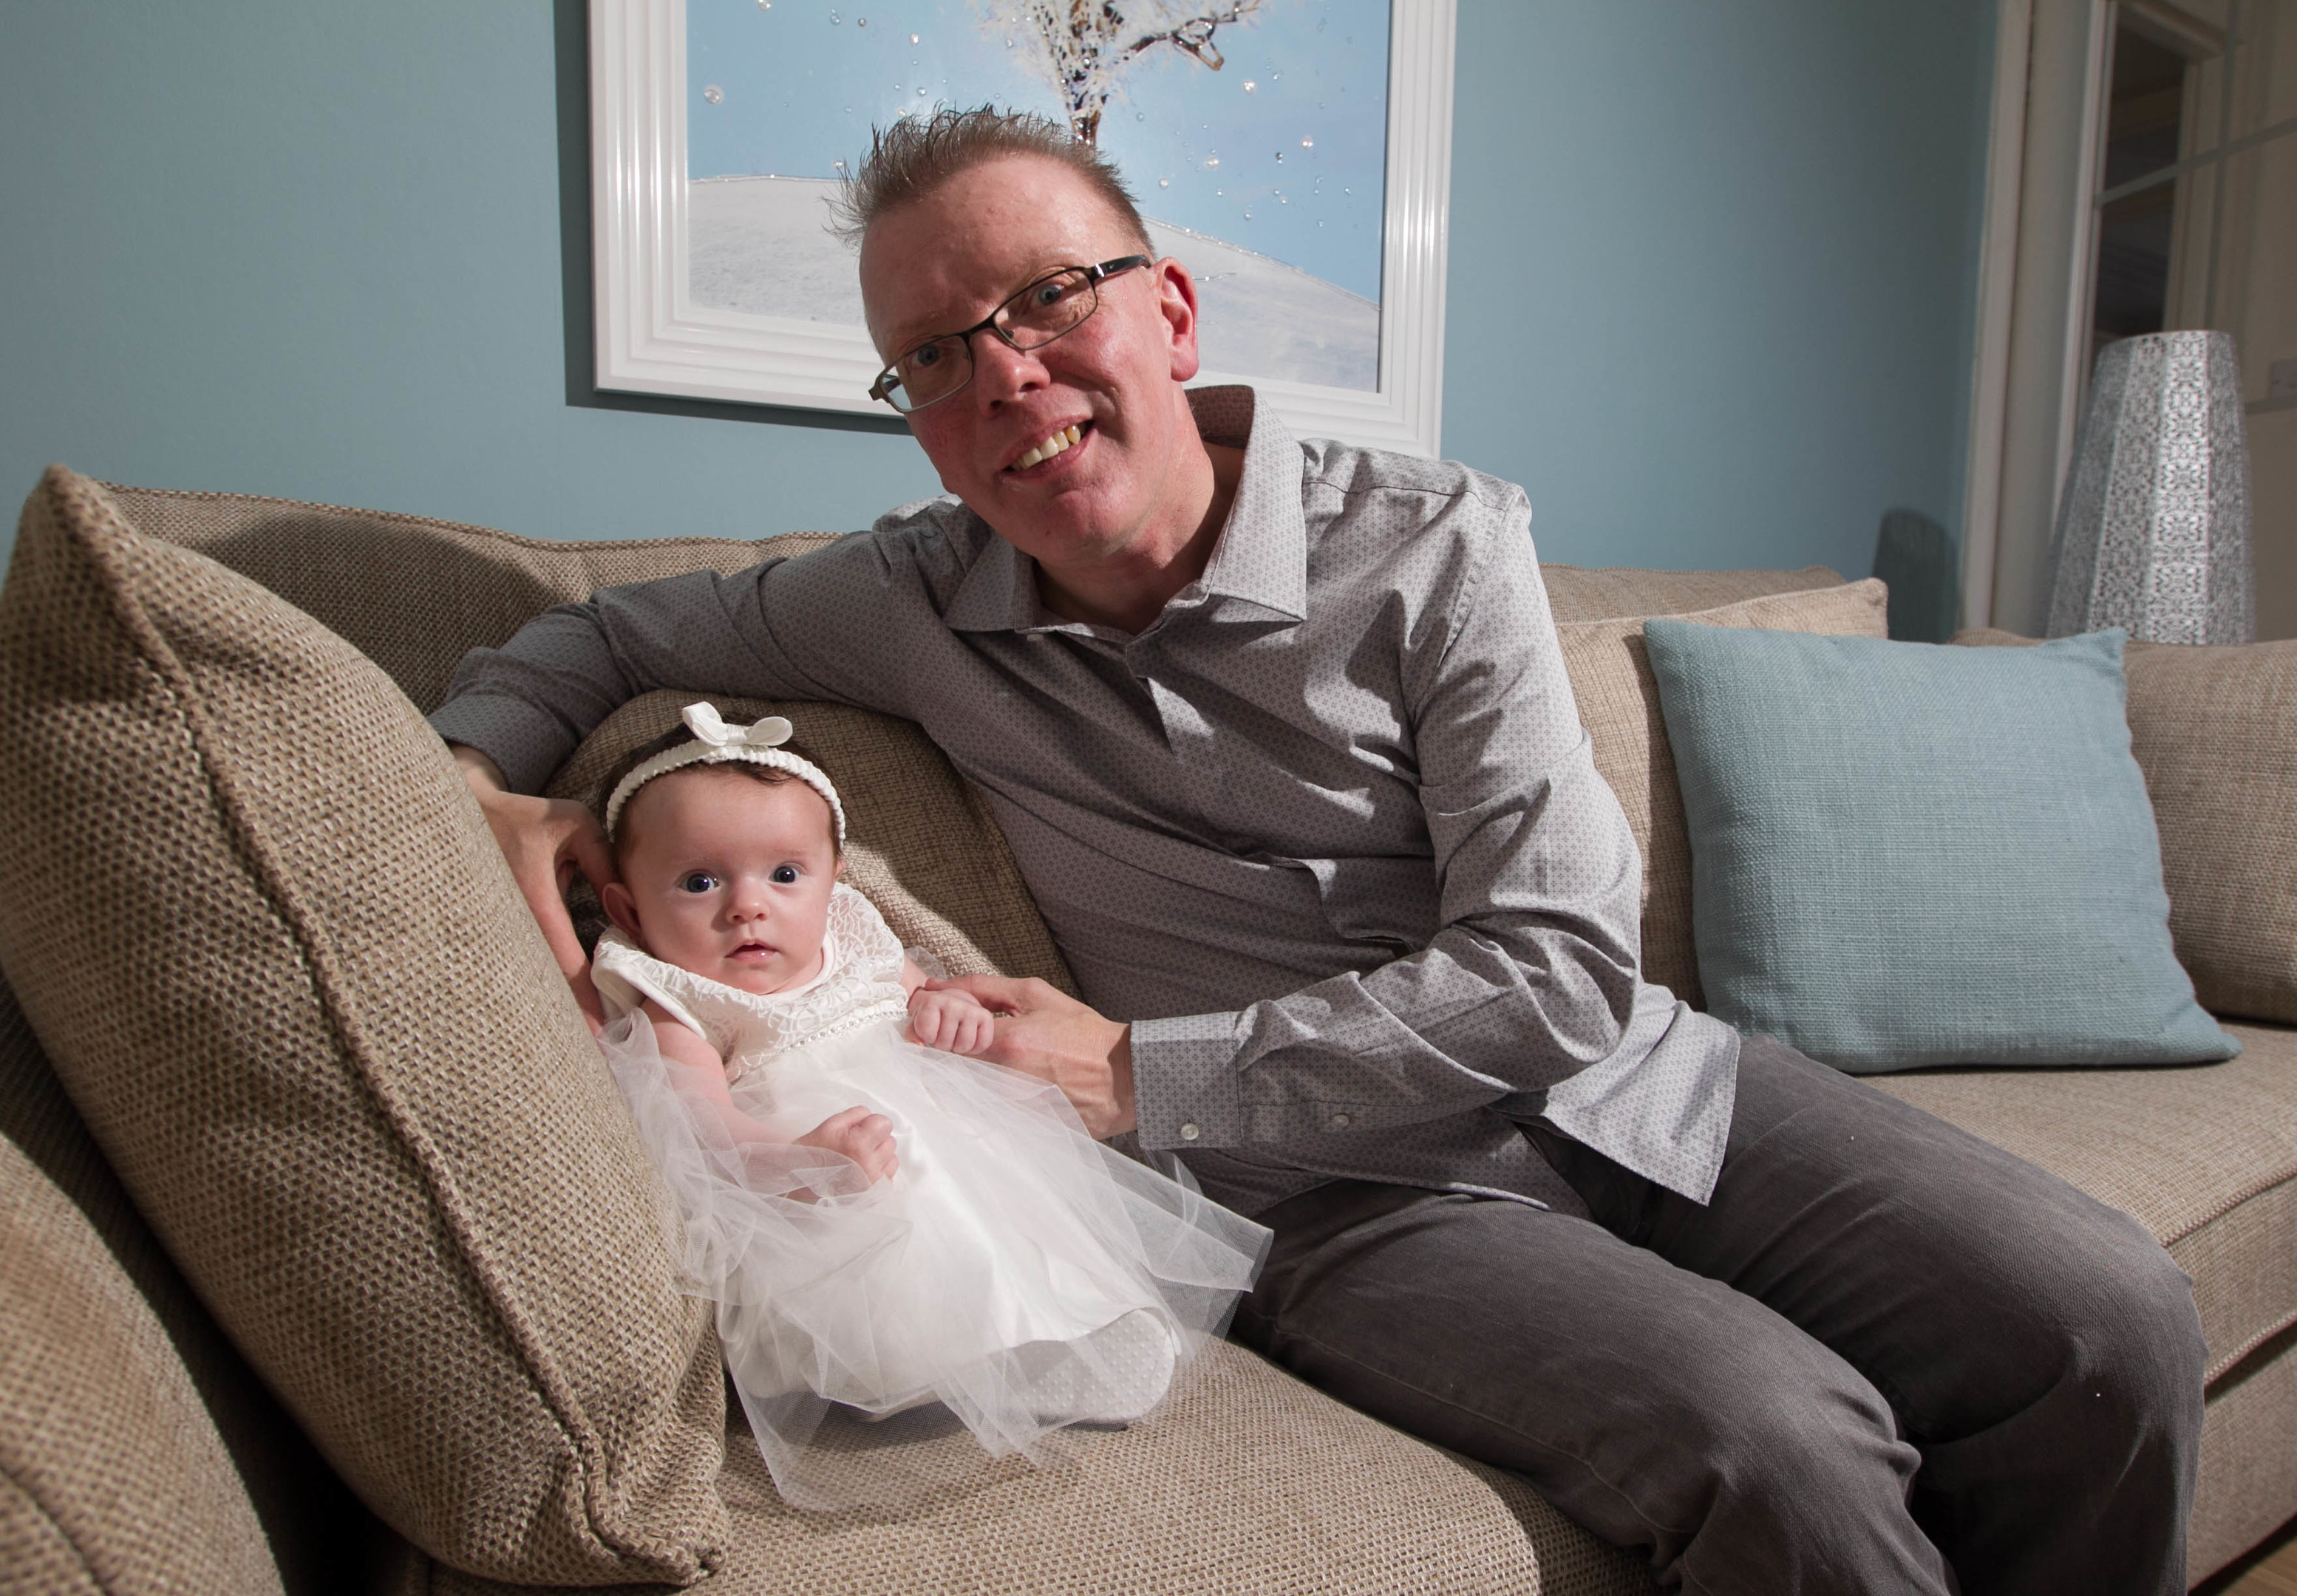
[{"xmin": 1639, "ymin": 623, "xmax": 2238, "ymax": 1072}]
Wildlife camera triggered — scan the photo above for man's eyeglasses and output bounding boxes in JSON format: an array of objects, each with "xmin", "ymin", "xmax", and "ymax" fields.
[{"xmin": 866, "ymin": 256, "xmax": 1153, "ymax": 415}]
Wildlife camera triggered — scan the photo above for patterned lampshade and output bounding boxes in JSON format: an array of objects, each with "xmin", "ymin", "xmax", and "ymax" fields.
[{"xmin": 2045, "ymin": 330, "xmax": 2253, "ymax": 644}]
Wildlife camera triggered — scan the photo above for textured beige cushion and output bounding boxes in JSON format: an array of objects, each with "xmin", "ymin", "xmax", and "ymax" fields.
[
  {"xmin": 100, "ymin": 480, "xmax": 830, "ymax": 713},
  {"xmin": 1955, "ymin": 628, "xmax": 2296, "ymax": 1025},
  {"xmin": 413, "ymin": 1340, "xmax": 1651, "ymax": 1596},
  {"xmin": 550, "ymin": 692, "xmax": 1078, "ymax": 995},
  {"xmin": 1556, "ymin": 580, "xmax": 1890, "ymax": 1006},
  {"xmin": 0, "ymin": 468, "xmax": 729, "ymax": 1584},
  {"xmin": 2190, "ymin": 1320, "xmax": 2297, "ymax": 1580},
  {"xmin": 0, "ymin": 1134, "xmax": 287, "ymax": 1596},
  {"xmin": 1541, "ymin": 564, "xmax": 1844, "ymax": 624}
]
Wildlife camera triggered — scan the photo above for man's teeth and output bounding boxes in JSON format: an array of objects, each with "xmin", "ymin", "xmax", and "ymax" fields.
[{"xmin": 1013, "ymin": 424, "xmax": 1083, "ymax": 471}]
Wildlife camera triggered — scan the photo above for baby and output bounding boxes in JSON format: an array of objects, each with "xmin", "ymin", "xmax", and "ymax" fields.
[
  {"xmin": 596, "ymin": 711, "xmax": 993, "ymax": 1197},
  {"xmin": 587, "ymin": 703, "xmax": 1267, "ymax": 1510}
]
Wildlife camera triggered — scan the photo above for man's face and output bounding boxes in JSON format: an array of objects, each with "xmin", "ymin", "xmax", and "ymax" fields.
[{"xmin": 859, "ymin": 154, "xmax": 1205, "ymax": 573}]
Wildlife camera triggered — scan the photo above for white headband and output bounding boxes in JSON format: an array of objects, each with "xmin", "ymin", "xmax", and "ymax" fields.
[{"xmin": 604, "ymin": 703, "xmax": 846, "ymax": 845}]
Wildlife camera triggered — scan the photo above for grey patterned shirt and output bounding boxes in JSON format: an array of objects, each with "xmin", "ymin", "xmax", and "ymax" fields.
[{"xmin": 431, "ymin": 386, "xmax": 1738, "ymax": 1218}]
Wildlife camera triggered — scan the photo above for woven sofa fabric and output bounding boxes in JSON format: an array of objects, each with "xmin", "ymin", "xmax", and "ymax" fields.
[
  {"xmin": 0, "ymin": 975, "xmax": 391, "ymax": 1596},
  {"xmin": 551, "ymin": 692, "xmax": 1078, "ymax": 995},
  {"xmin": 100, "ymin": 480, "xmax": 837, "ymax": 714},
  {"xmin": 2189, "ymin": 1317, "xmax": 2297, "ymax": 1580},
  {"xmin": 1642, "ymin": 622, "xmax": 2236, "ymax": 1071},
  {"xmin": 1955, "ymin": 627, "xmax": 2297, "ymax": 1026},
  {"xmin": 416, "ymin": 1340, "xmax": 1653, "ymax": 1596},
  {"xmin": 1539, "ymin": 563, "xmax": 1844, "ymax": 624},
  {"xmin": 0, "ymin": 1135, "xmax": 287, "ymax": 1596},
  {"xmin": 0, "ymin": 468, "xmax": 729, "ymax": 1584},
  {"xmin": 1554, "ymin": 579, "xmax": 1889, "ymax": 1008}
]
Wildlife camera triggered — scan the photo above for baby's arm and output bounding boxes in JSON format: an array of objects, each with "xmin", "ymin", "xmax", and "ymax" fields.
[
  {"xmin": 901, "ymin": 958, "xmax": 997, "ymax": 1055},
  {"xmin": 639, "ymin": 998, "xmax": 896, "ymax": 1186}
]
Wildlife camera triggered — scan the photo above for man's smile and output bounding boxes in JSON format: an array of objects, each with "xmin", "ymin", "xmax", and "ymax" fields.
[{"xmin": 1003, "ymin": 420, "xmax": 1089, "ymax": 474}]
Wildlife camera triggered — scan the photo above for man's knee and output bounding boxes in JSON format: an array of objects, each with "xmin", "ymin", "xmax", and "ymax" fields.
[{"xmin": 2067, "ymin": 1210, "xmax": 2206, "ymax": 1437}]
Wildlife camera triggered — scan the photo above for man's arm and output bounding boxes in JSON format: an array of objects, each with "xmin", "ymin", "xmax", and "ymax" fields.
[
  {"xmin": 940, "ymin": 485, "xmax": 1647, "ymax": 1155},
  {"xmin": 1134, "ymin": 485, "xmax": 1644, "ymax": 1152},
  {"xmin": 434, "ymin": 555, "xmax": 871, "ymax": 795}
]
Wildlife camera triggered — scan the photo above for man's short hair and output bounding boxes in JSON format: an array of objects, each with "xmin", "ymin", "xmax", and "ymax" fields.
[{"xmin": 831, "ymin": 106, "xmax": 1154, "ymax": 253}]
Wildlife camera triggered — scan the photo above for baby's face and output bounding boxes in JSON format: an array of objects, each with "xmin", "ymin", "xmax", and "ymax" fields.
[{"xmin": 608, "ymin": 765, "xmax": 843, "ymax": 995}]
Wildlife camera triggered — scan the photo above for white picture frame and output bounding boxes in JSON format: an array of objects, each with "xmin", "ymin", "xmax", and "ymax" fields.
[{"xmin": 590, "ymin": 0, "xmax": 1456, "ymax": 456}]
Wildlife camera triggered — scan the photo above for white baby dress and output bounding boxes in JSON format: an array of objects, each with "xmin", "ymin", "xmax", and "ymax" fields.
[{"xmin": 591, "ymin": 883, "xmax": 1269, "ymax": 1508}]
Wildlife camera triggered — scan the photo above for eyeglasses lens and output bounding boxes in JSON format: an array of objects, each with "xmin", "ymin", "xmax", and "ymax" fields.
[{"xmin": 883, "ymin": 268, "xmax": 1098, "ymax": 412}]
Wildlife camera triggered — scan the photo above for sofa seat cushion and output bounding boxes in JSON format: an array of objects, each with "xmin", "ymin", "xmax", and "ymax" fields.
[
  {"xmin": 415, "ymin": 1340, "xmax": 1654, "ymax": 1596},
  {"xmin": 1867, "ymin": 1022, "xmax": 2297, "ymax": 1384}
]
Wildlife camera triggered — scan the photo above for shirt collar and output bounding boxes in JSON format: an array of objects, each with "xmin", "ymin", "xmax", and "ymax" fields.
[{"xmin": 943, "ymin": 385, "xmax": 1307, "ymax": 633}]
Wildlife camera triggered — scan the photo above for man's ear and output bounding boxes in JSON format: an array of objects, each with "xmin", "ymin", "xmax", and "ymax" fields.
[
  {"xmin": 601, "ymin": 880, "xmax": 644, "ymax": 940},
  {"xmin": 1153, "ymin": 255, "xmax": 1204, "ymax": 383}
]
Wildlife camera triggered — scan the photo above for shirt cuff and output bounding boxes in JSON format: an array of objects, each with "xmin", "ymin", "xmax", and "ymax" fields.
[{"xmin": 1129, "ymin": 1012, "xmax": 1248, "ymax": 1151}]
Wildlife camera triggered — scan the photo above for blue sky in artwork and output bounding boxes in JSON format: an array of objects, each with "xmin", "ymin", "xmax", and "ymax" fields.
[{"xmin": 687, "ymin": 0, "xmax": 1391, "ymax": 302}]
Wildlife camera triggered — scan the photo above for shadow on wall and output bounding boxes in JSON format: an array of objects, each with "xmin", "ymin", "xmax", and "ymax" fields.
[{"xmin": 1872, "ymin": 509, "xmax": 1961, "ymax": 643}]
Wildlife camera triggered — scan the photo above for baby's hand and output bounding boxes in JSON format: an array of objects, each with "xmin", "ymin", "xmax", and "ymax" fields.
[
  {"xmin": 794, "ymin": 1105, "xmax": 897, "ymax": 1185},
  {"xmin": 908, "ymin": 986, "xmax": 996, "ymax": 1054}
]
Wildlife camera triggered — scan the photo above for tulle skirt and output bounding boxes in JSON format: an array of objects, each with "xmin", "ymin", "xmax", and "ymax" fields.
[{"xmin": 597, "ymin": 1011, "xmax": 1269, "ymax": 1509}]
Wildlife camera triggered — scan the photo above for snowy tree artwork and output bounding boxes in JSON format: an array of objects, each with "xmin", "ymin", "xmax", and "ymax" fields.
[
  {"xmin": 605, "ymin": 0, "xmax": 1449, "ymax": 443},
  {"xmin": 982, "ymin": 1, "xmax": 1270, "ymax": 145}
]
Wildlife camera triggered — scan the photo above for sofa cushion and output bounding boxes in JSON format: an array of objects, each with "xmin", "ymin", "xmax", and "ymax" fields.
[
  {"xmin": 101, "ymin": 479, "xmax": 831, "ymax": 713},
  {"xmin": 1542, "ymin": 563, "xmax": 1845, "ymax": 624},
  {"xmin": 0, "ymin": 467, "xmax": 729, "ymax": 1583},
  {"xmin": 1554, "ymin": 579, "xmax": 1888, "ymax": 1008},
  {"xmin": 413, "ymin": 1339, "xmax": 1653, "ymax": 1596},
  {"xmin": 1956, "ymin": 628, "xmax": 2297, "ymax": 1026},
  {"xmin": 1641, "ymin": 624, "xmax": 2234, "ymax": 1071},
  {"xmin": 1868, "ymin": 1022, "xmax": 2297, "ymax": 1386},
  {"xmin": 549, "ymin": 692, "xmax": 1078, "ymax": 995},
  {"xmin": 0, "ymin": 1134, "xmax": 287, "ymax": 1596}
]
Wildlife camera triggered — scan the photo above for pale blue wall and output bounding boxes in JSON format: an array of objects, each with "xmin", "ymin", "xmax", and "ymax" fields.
[{"xmin": 0, "ymin": 1, "xmax": 1995, "ymax": 577}]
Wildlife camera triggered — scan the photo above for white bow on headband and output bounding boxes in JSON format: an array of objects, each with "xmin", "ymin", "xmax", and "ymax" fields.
[
  {"xmin": 603, "ymin": 702, "xmax": 846, "ymax": 843},
  {"xmin": 683, "ymin": 702, "xmax": 794, "ymax": 750}
]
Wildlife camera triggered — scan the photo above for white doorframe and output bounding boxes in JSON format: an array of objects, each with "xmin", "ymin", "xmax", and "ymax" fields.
[{"xmin": 1962, "ymin": 0, "xmax": 2117, "ymax": 636}]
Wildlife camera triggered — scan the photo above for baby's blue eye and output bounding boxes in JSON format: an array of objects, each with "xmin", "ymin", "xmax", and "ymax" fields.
[
  {"xmin": 678, "ymin": 871, "xmax": 718, "ymax": 894},
  {"xmin": 770, "ymin": 864, "xmax": 800, "ymax": 885}
]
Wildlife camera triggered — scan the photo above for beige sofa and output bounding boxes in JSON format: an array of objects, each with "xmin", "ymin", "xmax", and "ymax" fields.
[{"xmin": 0, "ymin": 467, "xmax": 2290, "ymax": 1595}]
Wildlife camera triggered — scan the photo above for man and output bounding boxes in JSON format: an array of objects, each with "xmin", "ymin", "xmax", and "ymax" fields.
[{"xmin": 437, "ymin": 109, "xmax": 2203, "ymax": 1594}]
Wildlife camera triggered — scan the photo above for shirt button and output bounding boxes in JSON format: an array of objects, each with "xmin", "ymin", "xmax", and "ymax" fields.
[
  {"xmin": 1179, "ymin": 1123, "xmax": 1201, "ymax": 1141},
  {"xmin": 1329, "ymin": 1113, "xmax": 1352, "ymax": 1129}
]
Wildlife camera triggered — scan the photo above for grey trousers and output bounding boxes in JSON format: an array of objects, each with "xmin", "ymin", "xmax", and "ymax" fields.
[{"xmin": 1230, "ymin": 1036, "xmax": 2206, "ymax": 1596}]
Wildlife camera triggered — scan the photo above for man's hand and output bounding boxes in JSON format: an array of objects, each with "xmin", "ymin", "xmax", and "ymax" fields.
[
  {"xmin": 453, "ymin": 745, "xmax": 616, "ymax": 1032},
  {"xmin": 794, "ymin": 1105, "xmax": 899, "ymax": 1185},
  {"xmin": 927, "ymin": 976, "xmax": 1136, "ymax": 1138},
  {"xmin": 908, "ymin": 986, "xmax": 996, "ymax": 1055}
]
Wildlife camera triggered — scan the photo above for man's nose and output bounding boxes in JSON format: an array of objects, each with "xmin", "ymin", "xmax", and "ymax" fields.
[{"xmin": 967, "ymin": 328, "xmax": 1047, "ymax": 405}]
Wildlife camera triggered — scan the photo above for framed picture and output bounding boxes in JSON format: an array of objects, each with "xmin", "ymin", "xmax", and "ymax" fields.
[{"xmin": 591, "ymin": 0, "xmax": 1456, "ymax": 454}]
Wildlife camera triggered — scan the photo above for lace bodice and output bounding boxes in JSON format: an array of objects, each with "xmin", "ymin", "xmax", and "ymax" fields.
[{"xmin": 593, "ymin": 884, "xmax": 911, "ymax": 1070}]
